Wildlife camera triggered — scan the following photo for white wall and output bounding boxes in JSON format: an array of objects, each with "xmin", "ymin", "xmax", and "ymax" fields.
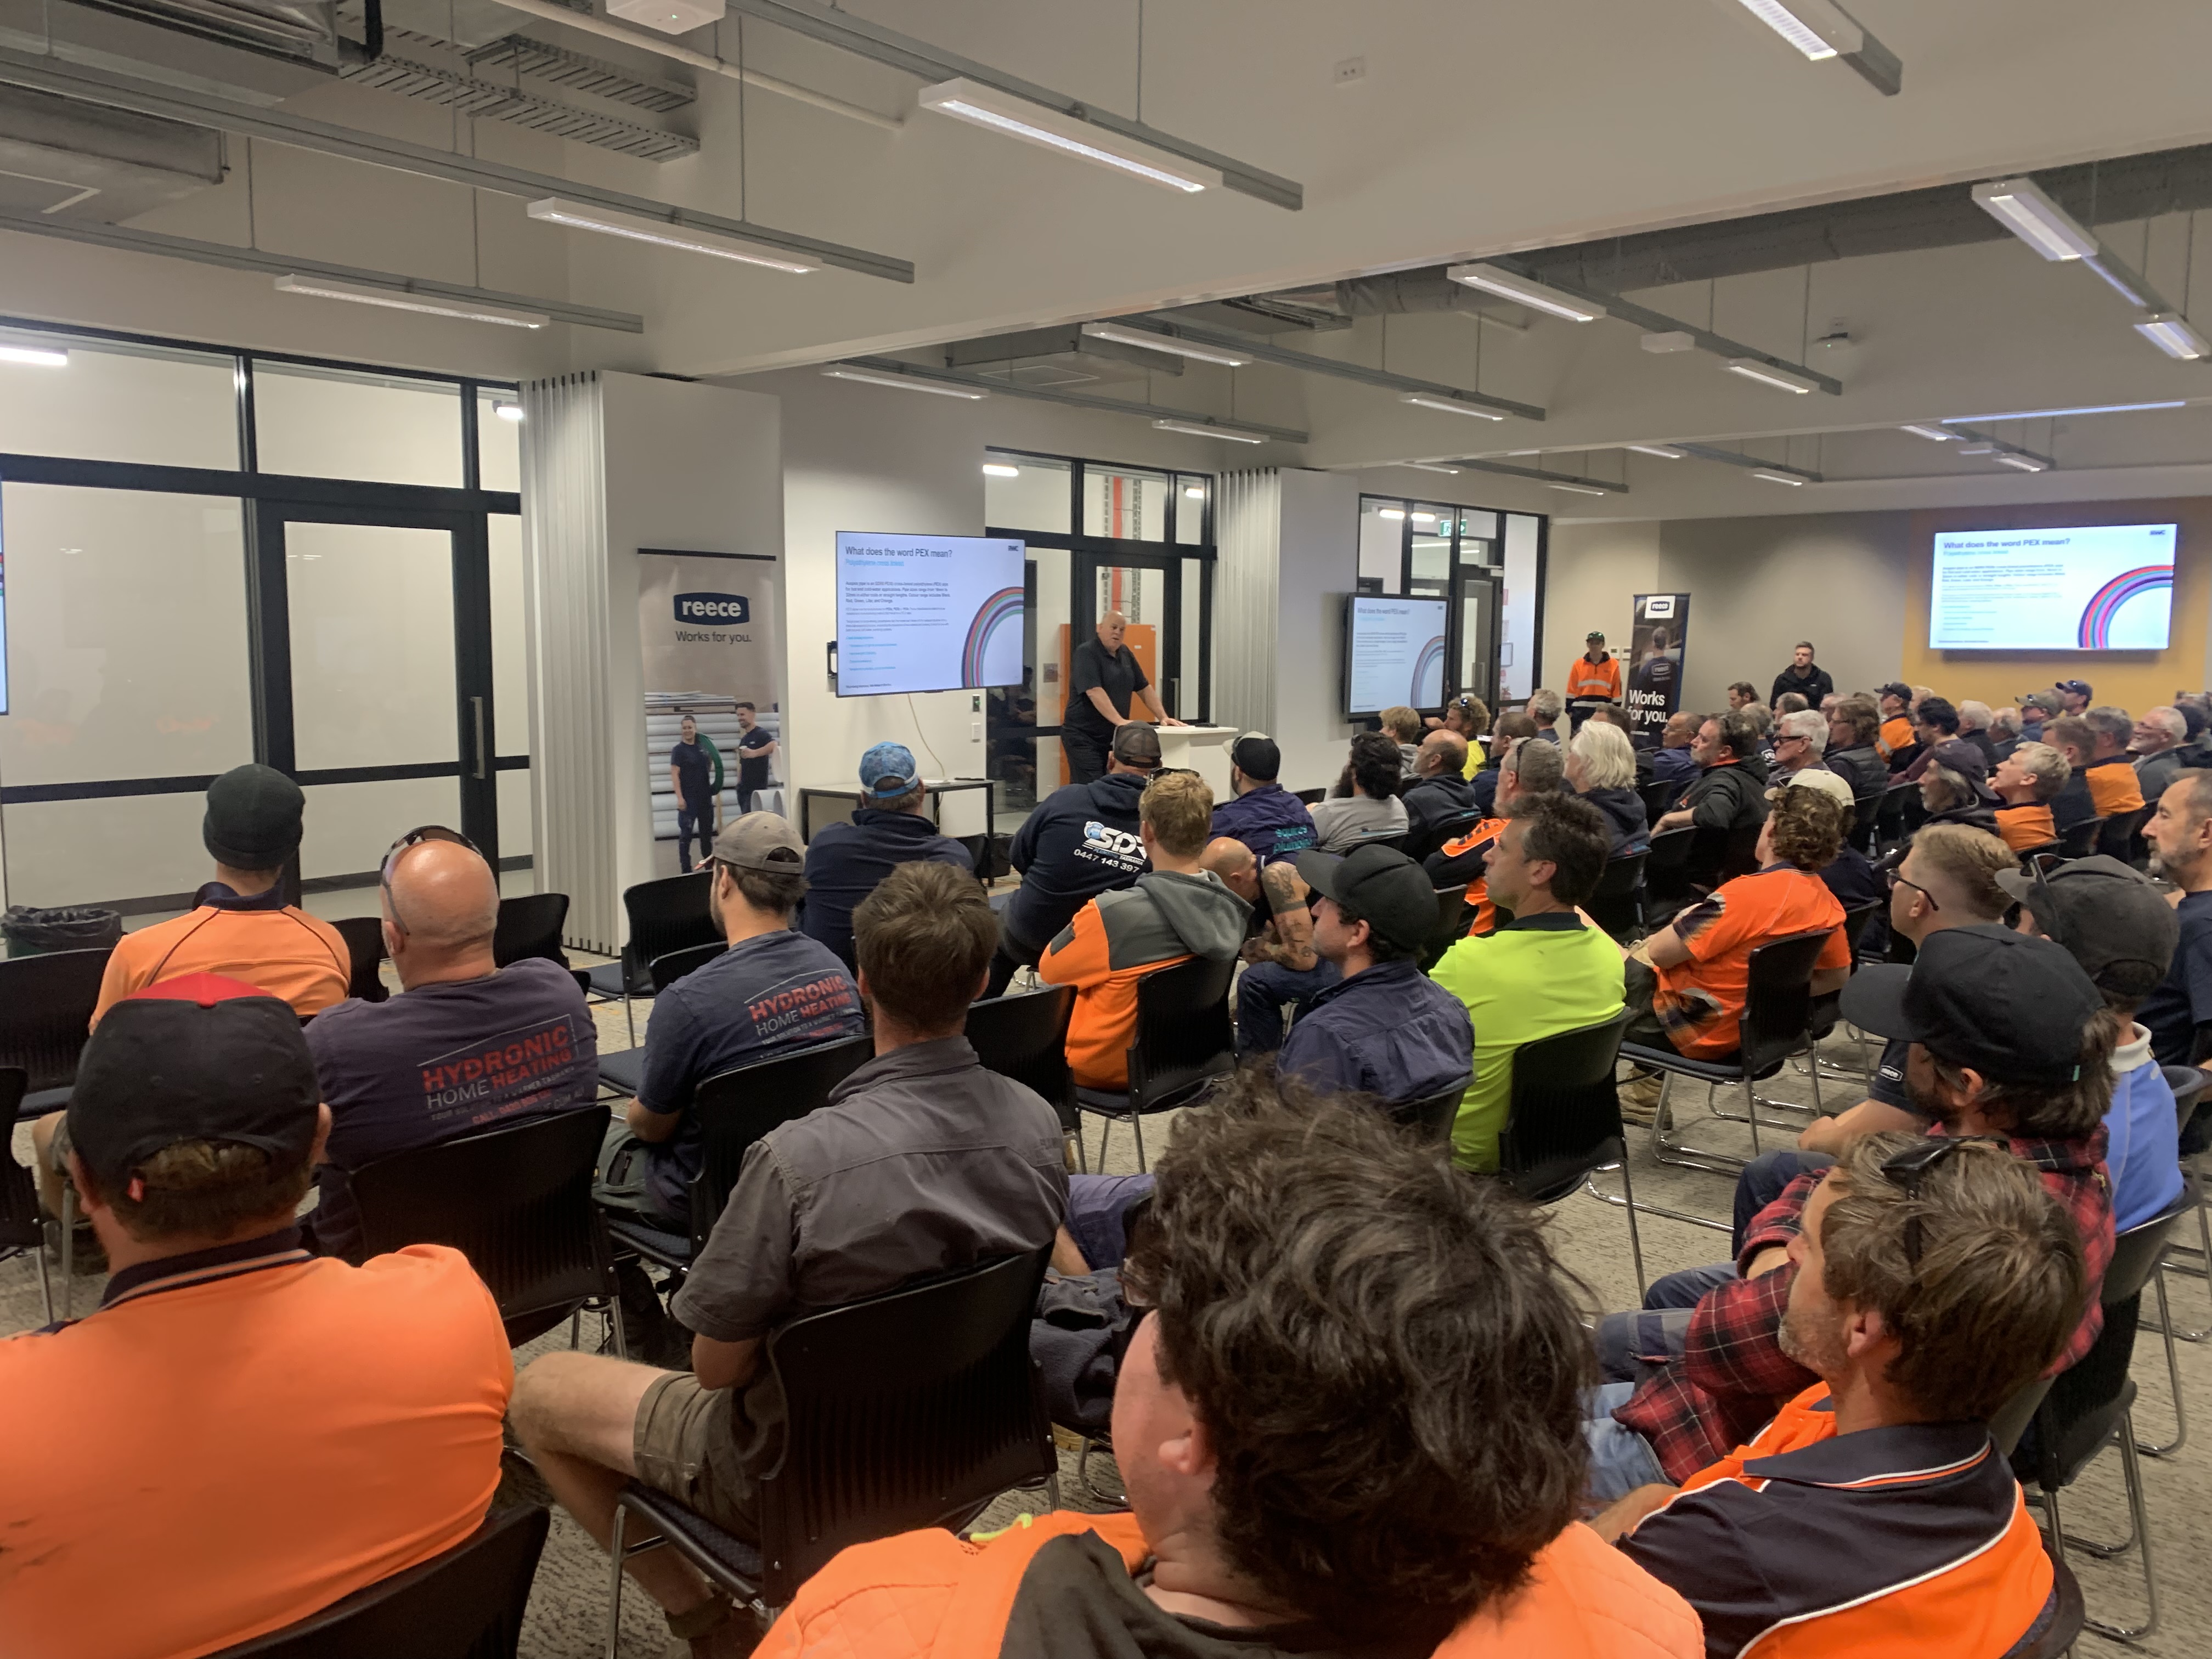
[{"xmin": 1274, "ymin": 470, "xmax": 1360, "ymax": 792}]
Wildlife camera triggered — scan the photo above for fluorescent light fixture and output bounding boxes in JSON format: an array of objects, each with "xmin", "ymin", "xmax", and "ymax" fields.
[
  {"xmin": 1379, "ymin": 508, "xmax": 1407, "ymax": 520},
  {"xmin": 493, "ymin": 403, "xmax": 523, "ymax": 422},
  {"xmin": 1972, "ymin": 177, "xmax": 2099, "ymax": 262},
  {"xmin": 1641, "ymin": 331, "xmax": 1696, "ymax": 354},
  {"xmin": 1751, "ymin": 469, "xmax": 1808, "ymax": 486},
  {"xmin": 1994, "ymin": 453, "xmax": 2050, "ymax": 472},
  {"xmin": 1398, "ymin": 462, "xmax": 1462, "ymax": 475},
  {"xmin": 821, "ymin": 365, "xmax": 987, "ymax": 399},
  {"xmin": 1724, "ymin": 358, "xmax": 1819, "ymax": 394},
  {"xmin": 1184, "ymin": 486, "xmax": 1205, "ymax": 498},
  {"xmin": 1899, "ymin": 424, "xmax": 1955, "ymax": 442},
  {"xmin": 1506, "ymin": 449, "xmax": 1545, "ymax": 457},
  {"xmin": 1081, "ymin": 321, "xmax": 1250, "ymax": 366},
  {"xmin": 526, "ymin": 198, "xmax": 815, "ymax": 273},
  {"xmin": 273, "ymin": 274, "xmax": 547, "ymax": 329},
  {"xmin": 1410, "ymin": 512, "xmax": 1437, "ymax": 522},
  {"xmin": 2134, "ymin": 312, "xmax": 2211, "ymax": 362},
  {"xmin": 1733, "ymin": 0, "xmax": 1863, "ymax": 60},
  {"xmin": 920, "ymin": 79, "xmax": 1215, "ymax": 194},
  {"xmin": 1953, "ymin": 443, "xmax": 1997, "ymax": 455},
  {"xmin": 1943, "ymin": 400, "xmax": 2186, "ymax": 423},
  {"xmin": 1398, "ymin": 392, "xmax": 1507, "ymax": 421},
  {"xmin": 1151, "ymin": 417, "xmax": 1268, "ymax": 444},
  {"xmin": 981, "ymin": 462, "xmax": 1020, "ymax": 477},
  {"xmin": 0, "ymin": 344, "xmax": 69, "ymax": 366},
  {"xmin": 1625, "ymin": 443, "xmax": 1686, "ymax": 459},
  {"xmin": 1549, "ymin": 482, "xmax": 1610, "ymax": 496},
  {"xmin": 1444, "ymin": 263, "xmax": 1606, "ymax": 323}
]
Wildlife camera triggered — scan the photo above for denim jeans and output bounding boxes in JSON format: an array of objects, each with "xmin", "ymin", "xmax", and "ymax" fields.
[{"xmin": 1583, "ymin": 1381, "xmax": 1669, "ymax": 1504}]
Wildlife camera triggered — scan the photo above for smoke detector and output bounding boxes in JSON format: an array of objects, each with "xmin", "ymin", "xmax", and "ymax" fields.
[{"xmin": 607, "ymin": 0, "xmax": 725, "ymax": 36}]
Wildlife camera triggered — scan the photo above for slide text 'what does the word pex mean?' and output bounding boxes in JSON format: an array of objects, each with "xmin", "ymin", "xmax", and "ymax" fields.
[
  {"xmin": 834, "ymin": 532, "xmax": 1025, "ymax": 697},
  {"xmin": 1929, "ymin": 523, "xmax": 2177, "ymax": 652}
]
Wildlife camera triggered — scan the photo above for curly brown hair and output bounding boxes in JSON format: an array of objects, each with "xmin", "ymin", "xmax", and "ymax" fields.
[
  {"xmin": 1766, "ymin": 783, "xmax": 1848, "ymax": 870},
  {"xmin": 1122, "ymin": 1068, "xmax": 1592, "ymax": 1644}
]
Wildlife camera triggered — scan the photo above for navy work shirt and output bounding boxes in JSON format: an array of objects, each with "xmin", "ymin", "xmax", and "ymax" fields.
[
  {"xmin": 799, "ymin": 808, "xmax": 974, "ymax": 967},
  {"xmin": 670, "ymin": 738, "xmax": 712, "ymax": 812},
  {"xmin": 1276, "ymin": 957, "xmax": 1472, "ymax": 1107}
]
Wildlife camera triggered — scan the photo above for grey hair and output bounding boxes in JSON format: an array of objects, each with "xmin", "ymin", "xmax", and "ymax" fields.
[
  {"xmin": 1568, "ymin": 720, "xmax": 1637, "ymax": 791},
  {"xmin": 2012, "ymin": 741, "xmax": 2069, "ymax": 799},
  {"xmin": 1957, "ymin": 700, "xmax": 1992, "ymax": 732},
  {"xmin": 1990, "ymin": 707, "xmax": 2022, "ymax": 739},
  {"xmin": 1778, "ymin": 709, "xmax": 1827, "ymax": 755},
  {"xmin": 1741, "ymin": 702, "xmax": 1775, "ymax": 736},
  {"xmin": 1527, "ymin": 688, "xmax": 1564, "ymax": 723},
  {"xmin": 1502, "ymin": 735, "xmax": 1565, "ymax": 794},
  {"xmin": 2145, "ymin": 706, "xmax": 2188, "ymax": 743},
  {"xmin": 2084, "ymin": 706, "xmax": 2134, "ymax": 747},
  {"xmin": 1922, "ymin": 761, "xmax": 1974, "ymax": 811}
]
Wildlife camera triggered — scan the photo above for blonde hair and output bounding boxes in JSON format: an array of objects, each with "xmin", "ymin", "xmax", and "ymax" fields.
[
  {"xmin": 1568, "ymin": 720, "xmax": 1635, "ymax": 791},
  {"xmin": 1379, "ymin": 706, "xmax": 1424, "ymax": 744},
  {"xmin": 2011, "ymin": 741, "xmax": 2069, "ymax": 800},
  {"xmin": 1142, "ymin": 770, "xmax": 1216, "ymax": 857}
]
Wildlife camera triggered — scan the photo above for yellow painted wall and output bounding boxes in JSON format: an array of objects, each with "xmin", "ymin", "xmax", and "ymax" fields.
[{"xmin": 1898, "ymin": 497, "xmax": 2212, "ymax": 713}]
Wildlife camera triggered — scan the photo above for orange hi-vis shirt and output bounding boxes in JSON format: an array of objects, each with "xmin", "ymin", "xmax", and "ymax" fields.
[
  {"xmin": 93, "ymin": 883, "xmax": 350, "ymax": 1025},
  {"xmin": 1878, "ymin": 716, "xmax": 1913, "ymax": 758},
  {"xmin": 0, "ymin": 1231, "xmax": 511, "ymax": 1659},
  {"xmin": 1995, "ymin": 803, "xmax": 2056, "ymax": 852},
  {"xmin": 2083, "ymin": 753, "xmax": 2145, "ymax": 817},
  {"xmin": 1567, "ymin": 653, "xmax": 1623, "ymax": 701},
  {"xmin": 1652, "ymin": 866, "xmax": 1848, "ymax": 1059},
  {"xmin": 1430, "ymin": 816, "xmax": 1509, "ymax": 938},
  {"xmin": 759, "ymin": 1509, "xmax": 1703, "ymax": 1659},
  {"xmin": 1618, "ymin": 1386, "xmax": 2052, "ymax": 1659}
]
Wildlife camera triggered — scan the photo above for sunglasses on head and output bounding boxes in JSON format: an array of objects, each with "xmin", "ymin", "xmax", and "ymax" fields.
[
  {"xmin": 381, "ymin": 825, "xmax": 481, "ymax": 933},
  {"xmin": 1878, "ymin": 1135, "xmax": 2007, "ymax": 1269}
]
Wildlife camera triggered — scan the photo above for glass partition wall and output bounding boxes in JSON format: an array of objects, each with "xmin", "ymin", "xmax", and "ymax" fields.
[
  {"xmin": 0, "ymin": 318, "xmax": 527, "ymax": 917},
  {"xmin": 1357, "ymin": 496, "xmax": 1543, "ymax": 713},
  {"xmin": 985, "ymin": 449, "xmax": 1214, "ymax": 832}
]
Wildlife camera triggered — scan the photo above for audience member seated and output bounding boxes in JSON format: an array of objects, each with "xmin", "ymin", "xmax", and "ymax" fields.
[
  {"xmin": 1312, "ymin": 730, "xmax": 1412, "ymax": 851},
  {"xmin": 798, "ymin": 742, "xmax": 972, "ymax": 967},
  {"xmin": 1987, "ymin": 703, "xmax": 2025, "ymax": 764},
  {"xmin": 2132, "ymin": 704, "xmax": 2192, "ymax": 805},
  {"xmin": 1380, "ymin": 703, "xmax": 1426, "ymax": 775},
  {"xmin": 1434, "ymin": 690, "xmax": 1492, "ymax": 780},
  {"xmin": 1427, "ymin": 735, "xmax": 1564, "ymax": 939},
  {"xmin": 1875, "ymin": 682, "xmax": 1918, "ymax": 770},
  {"xmin": 1430, "ymin": 795, "xmax": 1625, "ymax": 1170},
  {"xmin": 1567, "ymin": 719, "xmax": 1650, "ymax": 856},
  {"xmin": 756, "ymin": 1077, "xmax": 1702, "ymax": 1659},
  {"xmin": 1740, "ymin": 701, "xmax": 1778, "ymax": 765},
  {"xmin": 1897, "ymin": 695, "xmax": 1960, "ymax": 782},
  {"xmin": 1594, "ymin": 928, "xmax": 2115, "ymax": 1492},
  {"xmin": 1993, "ymin": 741, "xmax": 2068, "ymax": 851},
  {"xmin": 1618, "ymin": 787, "xmax": 1850, "ymax": 1118},
  {"xmin": 2138, "ymin": 771, "xmax": 2212, "ymax": 1073},
  {"xmin": 2016, "ymin": 689, "xmax": 2059, "ymax": 747},
  {"xmin": 1599, "ymin": 1134, "xmax": 2081, "ymax": 1659},
  {"xmin": 1207, "ymin": 730, "xmax": 1319, "ymax": 866},
  {"xmin": 1274, "ymin": 844, "xmax": 1472, "ymax": 1107},
  {"xmin": 1783, "ymin": 771, "xmax": 1881, "ymax": 916},
  {"xmin": 1772, "ymin": 691, "xmax": 1808, "ymax": 715},
  {"xmin": 513, "ymin": 861, "xmax": 1068, "ymax": 1657},
  {"xmin": 1726, "ymin": 681, "xmax": 1758, "ymax": 712},
  {"xmin": 1202, "ymin": 838, "xmax": 1328, "ymax": 1056},
  {"xmin": 1649, "ymin": 710, "xmax": 1702, "ymax": 792},
  {"xmin": 1914, "ymin": 740, "xmax": 2000, "ymax": 834},
  {"xmin": 2000, "ymin": 856, "xmax": 2184, "ymax": 1231},
  {"xmin": 1651, "ymin": 713, "xmax": 1770, "ymax": 859},
  {"xmin": 1768, "ymin": 708, "xmax": 1829, "ymax": 783},
  {"xmin": 2042, "ymin": 717, "xmax": 2105, "ymax": 831},
  {"xmin": 989, "ymin": 722, "xmax": 1158, "ymax": 996},
  {"xmin": 1527, "ymin": 685, "xmax": 1567, "ymax": 742},
  {"xmin": 1472, "ymin": 709, "xmax": 1542, "ymax": 811},
  {"xmin": 2175, "ymin": 697, "xmax": 2212, "ymax": 769},
  {"xmin": 3, "ymin": 978, "xmax": 510, "ymax": 1659},
  {"xmin": 2076, "ymin": 705, "xmax": 2148, "ymax": 816},
  {"xmin": 304, "ymin": 830, "xmax": 599, "ymax": 1263},
  {"xmin": 1956, "ymin": 698, "xmax": 1999, "ymax": 768},
  {"xmin": 1041, "ymin": 772, "xmax": 1248, "ymax": 1091},
  {"xmin": 1403, "ymin": 729, "xmax": 1477, "ymax": 857},
  {"xmin": 91, "ymin": 763, "xmax": 349, "ymax": 1023},
  {"xmin": 2056, "ymin": 677, "xmax": 2094, "ymax": 715},
  {"xmin": 593, "ymin": 815, "xmax": 865, "ymax": 1244}
]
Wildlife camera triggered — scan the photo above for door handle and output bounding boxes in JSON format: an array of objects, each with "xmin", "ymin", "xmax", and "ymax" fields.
[{"xmin": 471, "ymin": 696, "xmax": 487, "ymax": 780}]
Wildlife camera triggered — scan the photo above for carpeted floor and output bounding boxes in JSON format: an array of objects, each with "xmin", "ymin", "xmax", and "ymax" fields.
[{"xmin": 8, "ymin": 983, "xmax": 2208, "ymax": 1657}]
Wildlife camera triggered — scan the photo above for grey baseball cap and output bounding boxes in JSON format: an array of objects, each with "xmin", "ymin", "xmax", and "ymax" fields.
[{"xmin": 711, "ymin": 812, "xmax": 803, "ymax": 872}]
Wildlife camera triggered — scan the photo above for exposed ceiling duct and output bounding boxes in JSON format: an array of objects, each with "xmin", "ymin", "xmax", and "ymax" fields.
[
  {"xmin": 61, "ymin": 0, "xmax": 373, "ymax": 69},
  {"xmin": 0, "ymin": 79, "xmax": 222, "ymax": 219}
]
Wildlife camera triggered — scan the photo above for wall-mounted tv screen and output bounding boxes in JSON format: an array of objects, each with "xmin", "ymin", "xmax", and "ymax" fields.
[
  {"xmin": 1345, "ymin": 594, "xmax": 1448, "ymax": 716},
  {"xmin": 834, "ymin": 532, "xmax": 1025, "ymax": 696},
  {"xmin": 1929, "ymin": 522, "xmax": 2177, "ymax": 651}
]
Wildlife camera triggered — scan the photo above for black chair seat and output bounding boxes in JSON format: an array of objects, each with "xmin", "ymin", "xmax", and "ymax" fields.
[
  {"xmin": 597, "ymin": 1047, "xmax": 650, "ymax": 1097},
  {"xmin": 1076, "ymin": 1085, "xmax": 1135, "ymax": 1114},
  {"xmin": 1620, "ymin": 1040, "xmax": 1782, "ymax": 1085},
  {"xmin": 602, "ymin": 1214, "xmax": 692, "ymax": 1267},
  {"xmin": 616, "ymin": 1483, "xmax": 765, "ymax": 1583},
  {"xmin": 20, "ymin": 1084, "xmax": 69, "ymax": 1118},
  {"xmin": 585, "ymin": 961, "xmax": 629, "ymax": 999}
]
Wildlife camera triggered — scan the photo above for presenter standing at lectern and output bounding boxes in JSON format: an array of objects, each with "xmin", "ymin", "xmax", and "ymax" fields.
[{"xmin": 1061, "ymin": 610, "xmax": 1183, "ymax": 783}]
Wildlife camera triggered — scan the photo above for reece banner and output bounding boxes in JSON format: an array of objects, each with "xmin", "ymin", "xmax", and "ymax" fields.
[
  {"xmin": 1626, "ymin": 592, "xmax": 1690, "ymax": 737},
  {"xmin": 637, "ymin": 549, "xmax": 786, "ymax": 873}
]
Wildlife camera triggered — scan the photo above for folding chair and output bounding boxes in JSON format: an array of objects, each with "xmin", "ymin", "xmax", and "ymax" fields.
[
  {"xmin": 964, "ymin": 985, "xmax": 1079, "ymax": 1166},
  {"xmin": 2056, "ymin": 815, "xmax": 2107, "ymax": 860},
  {"xmin": 2096, "ymin": 804, "xmax": 2151, "ymax": 865},
  {"xmin": 0, "ymin": 1069, "xmax": 52, "ymax": 1323},
  {"xmin": 1389, "ymin": 1076, "xmax": 1472, "ymax": 1143},
  {"xmin": 1586, "ymin": 851, "xmax": 1649, "ymax": 942},
  {"xmin": 493, "ymin": 892, "xmax": 571, "ymax": 968},
  {"xmin": 1418, "ymin": 884, "xmax": 1469, "ymax": 972},
  {"xmin": 604, "ymin": 1249, "xmax": 1056, "ymax": 1649},
  {"xmin": 1848, "ymin": 790, "xmax": 1883, "ymax": 856},
  {"xmin": 1498, "ymin": 1010, "xmax": 1646, "ymax": 1294},
  {"xmin": 1639, "ymin": 777, "xmax": 1686, "ymax": 822},
  {"xmin": 583, "ymin": 873, "xmax": 720, "ymax": 1046},
  {"xmin": 1076, "ymin": 953, "xmax": 1236, "ymax": 1172},
  {"xmin": 332, "ymin": 917, "xmax": 389, "ymax": 1004},
  {"xmin": 1640, "ymin": 826, "xmax": 1695, "ymax": 907},
  {"xmin": 0, "ymin": 946, "xmax": 112, "ymax": 1119},
  {"xmin": 597, "ymin": 941, "xmax": 729, "ymax": 1098}
]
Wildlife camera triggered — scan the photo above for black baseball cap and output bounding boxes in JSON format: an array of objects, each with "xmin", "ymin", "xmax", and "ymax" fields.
[
  {"xmin": 1876, "ymin": 681, "xmax": 1912, "ymax": 703},
  {"xmin": 1586, "ymin": 630, "xmax": 1606, "ymax": 642},
  {"xmin": 67, "ymin": 974, "xmax": 320, "ymax": 1195},
  {"xmin": 1839, "ymin": 926, "xmax": 2104, "ymax": 1086},
  {"xmin": 1296, "ymin": 844, "xmax": 1436, "ymax": 953},
  {"xmin": 1112, "ymin": 723, "xmax": 1163, "ymax": 768},
  {"xmin": 204, "ymin": 763, "xmax": 305, "ymax": 870},
  {"xmin": 1229, "ymin": 731, "xmax": 1280, "ymax": 781},
  {"xmin": 1995, "ymin": 855, "xmax": 2179, "ymax": 1007},
  {"xmin": 2056, "ymin": 679, "xmax": 2092, "ymax": 698}
]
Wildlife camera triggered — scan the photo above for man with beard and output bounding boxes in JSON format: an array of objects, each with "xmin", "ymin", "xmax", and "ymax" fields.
[
  {"xmin": 2139, "ymin": 769, "xmax": 2212, "ymax": 1080},
  {"xmin": 1595, "ymin": 1134, "xmax": 2081, "ymax": 1659}
]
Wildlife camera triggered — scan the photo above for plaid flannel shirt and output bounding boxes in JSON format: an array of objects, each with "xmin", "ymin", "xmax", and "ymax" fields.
[{"xmin": 1615, "ymin": 1125, "xmax": 2114, "ymax": 1482}]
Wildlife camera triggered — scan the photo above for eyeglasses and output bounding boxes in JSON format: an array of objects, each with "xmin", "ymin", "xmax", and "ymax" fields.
[
  {"xmin": 1878, "ymin": 1136, "xmax": 2007, "ymax": 1268},
  {"xmin": 1885, "ymin": 867, "xmax": 1938, "ymax": 911},
  {"xmin": 381, "ymin": 825, "xmax": 480, "ymax": 934}
]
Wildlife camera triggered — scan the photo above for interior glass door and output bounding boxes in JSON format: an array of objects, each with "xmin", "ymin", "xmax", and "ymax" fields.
[
  {"xmin": 1456, "ymin": 567, "xmax": 1502, "ymax": 712},
  {"xmin": 258, "ymin": 505, "xmax": 498, "ymax": 884}
]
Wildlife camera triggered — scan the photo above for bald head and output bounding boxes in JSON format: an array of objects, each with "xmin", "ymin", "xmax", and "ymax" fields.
[
  {"xmin": 1097, "ymin": 610, "xmax": 1129, "ymax": 651},
  {"xmin": 1200, "ymin": 835, "xmax": 1260, "ymax": 903},
  {"xmin": 383, "ymin": 839, "xmax": 500, "ymax": 988},
  {"xmin": 1418, "ymin": 729, "xmax": 1468, "ymax": 777}
]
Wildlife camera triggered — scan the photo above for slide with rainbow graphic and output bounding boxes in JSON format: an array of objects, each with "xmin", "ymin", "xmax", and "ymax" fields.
[
  {"xmin": 836, "ymin": 532, "xmax": 1026, "ymax": 695},
  {"xmin": 1929, "ymin": 523, "xmax": 2176, "ymax": 652},
  {"xmin": 1346, "ymin": 595, "xmax": 1449, "ymax": 714}
]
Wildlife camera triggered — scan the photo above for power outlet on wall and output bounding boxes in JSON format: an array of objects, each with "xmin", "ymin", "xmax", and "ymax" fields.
[
  {"xmin": 1333, "ymin": 55, "xmax": 1365, "ymax": 84},
  {"xmin": 971, "ymin": 721, "xmax": 982, "ymax": 742}
]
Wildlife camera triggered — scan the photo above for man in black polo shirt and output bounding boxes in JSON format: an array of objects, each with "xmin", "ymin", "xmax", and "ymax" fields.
[
  {"xmin": 670, "ymin": 715, "xmax": 714, "ymax": 873},
  {"xmin": 513, "ymin": 860, "xmax": 1066, "ymax": 1651},
  {"xmin": 1060, "ymin": 611, "xmax": 1182, "ymax": 783},
  {"xmin": 733, "ymin": 702, "xmax": 775, "ymax": 812}
]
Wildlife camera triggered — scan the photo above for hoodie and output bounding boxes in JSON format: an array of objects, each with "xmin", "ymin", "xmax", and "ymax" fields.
[
  {"xmin": 1001, "ymin": 773, "xmax": 1150, "ymax": 952},
  {"xmin": 1037, "ymin": 869, "xmax": 1250, "ymax": 1089},
  {"xmin": 1579, "ymin": 785, "xmax": 1650, "ymax": 856},
  {"xmin": 1403, "ymin": 771, "xmax": 1479, "ymax": 858},
  {"xmin": 1683, "ymin": 754, "xmax": 1770, "ymax": 835}
]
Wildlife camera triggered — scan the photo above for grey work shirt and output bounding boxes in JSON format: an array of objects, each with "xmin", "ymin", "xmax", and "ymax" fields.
[{"xmin": 669, "ymin": 1034, "xmax": 1069, "ymax": 1477}]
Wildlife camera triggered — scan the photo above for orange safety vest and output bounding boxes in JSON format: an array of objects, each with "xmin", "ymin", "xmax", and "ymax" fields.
[{"xmin": 1566, "ymin": 654, "xmax": 1623, "ymax": 702}]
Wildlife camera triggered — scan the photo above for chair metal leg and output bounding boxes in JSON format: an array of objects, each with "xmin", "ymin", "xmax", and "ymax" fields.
[
  {"xmin": 570, "ymin": 1311, "xmax": 582, "ymax": 1350},
  {"xmin": 605, "ymin": 1502, "xmax": 628, "ymax": 1659},
  {"xmin": 1583, "ymin": 1169, "xmax": 1735, "ymax": 1236},
  {"xmin": 1617, "ymin": 1151, "xmax": 1647, "ymax": 1297},
  {"xmin": 2082, "ymin": 1414, "xmax": 2161, "ymax": 1644},
  {"xmin": 1805, "ymin": 1043, "xmax": 1823, "ymax": 1115},
  {"xmin": 623, "ymin": 990, "xmax": 635, "ymax": 1048},
  {"xmin": 1131, "ymin": 1110, "xmax": 1148, "ymax": 1174},
  {"xmin": 2138, "ymin": 1266, "xmax": 2189, "ymax": 1459},
  {"xmin": 608, "ymin": 1297, "xmax": 630, "ymax": 1362},
  {"xmin": 1743, "ymin": 1078, "xmax": 1762, "ymax": 1155},
  {"xmin": 59, "ymin": 1185, "xmax": 74, "ymax": 1322},
  {"xmin": 1094, "ymin": 1114, "xmax": 1113, "ymax": 1175}
]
